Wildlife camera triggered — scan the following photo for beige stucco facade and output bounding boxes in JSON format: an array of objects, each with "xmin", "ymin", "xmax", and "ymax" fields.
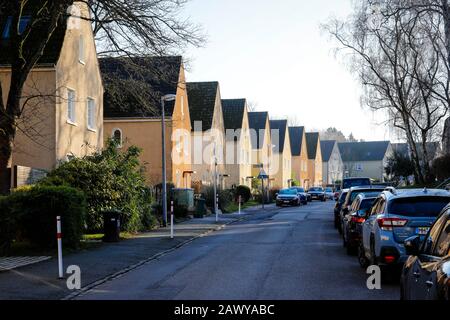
[
  {"xmin": 291, "ymin": 132, "xmax": 309, "ymax": 188},
  {"xmin": 270, "ymin": 128, "xmax": 292, "ymax": 189},
  {"xmin": 307, "ymin": 142, "xmax": 323, "ymax": 188},
  {"xmin": 224, "ymin": 108, "xmax": 252, "ymax": 188},
  {"xmin": 191, "ymin": 88, "xmax": 226, "ymax": 188},
  {"xmin": 103, "ymin": 65, "xmax": 192, "ymax": 188},
  {"xmin": 1, "ymin": 2, "xmax": 104, "ymax": 172},
  {"xmin": 251, "ymin": 118, "xmax": 272, "ymax": 180}
]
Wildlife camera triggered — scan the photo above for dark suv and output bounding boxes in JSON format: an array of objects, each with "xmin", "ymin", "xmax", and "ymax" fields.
[
  {"xmin": 338, "ymin": 186, "xmax": 385, "ymax": 234},
  {"xmin": 401, "ymin": 204, "xmax": 450, "ymax": 300},
  {"xmin": 341, "ymin": 177, "xmax": 371, "ymax": 190}
]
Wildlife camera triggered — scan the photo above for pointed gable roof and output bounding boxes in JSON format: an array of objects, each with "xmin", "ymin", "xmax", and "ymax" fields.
[
  {"xmin": 187, "ymin": 81, "xmax": 219, "ymax": 131},
  {"xmin": 100, "ymin": 56, "xmax": 182, "ymax": 118},
  {"xmin": 248, "ymin": 112, "xmax": 269, "ymax": 149},
  {"xmin": 0, "ymin": 1, "xmax": 68, "ymax": 66},
  {"xmin": 221, "ymin": 99, "xmax": 246, "ymax": 131},
  {"xmin": 306, "ymin": 132, "xmax": 320, "ymax": 160},
  {"xmin": 269, "ymin": 120, "xmax": 288, "ymax": 153},
  {"xmin": 289, "ymin": 126, "xmax": 305, "ymax": 156},
  {"xmin": 338, "ymin": 141, "xmax": 391, "ymax": 162},
  {"xmin": 321, "ymin": 140, "xmax": 337, "ymax": 162}
]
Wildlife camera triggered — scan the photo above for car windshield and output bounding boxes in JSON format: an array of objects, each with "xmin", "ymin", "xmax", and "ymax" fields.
[
  {"xmin": 339, "ymin": 192, "xmax": 348, "ymax": 204},
  {"xmin": 388, "ymin": 196, "xmax": 450, "ymax": 217},
  {"xmin": 350, "ymin": 190, "xmax": 382, "ymax": 202},
  {"xmin": 292, "ymin": 187, "xmax": 305, "ymax": 192},
  {"xmin": 343, "ymin": 179, "xmax": 371, "ymax": 189},
  {"xmin": 279, "ymin": 189, "xmax": 297, "ymax": 195},
  {"xmin": 325, "ymin": 188, "xmax": 333, "ymax": 192},
  {"xmin": 309, "ymin": 188, "xmax": 323, "ymax": 192},
  {"xmin": 359, "ymin": 198, "xmax": 375, "ymax": 210}
]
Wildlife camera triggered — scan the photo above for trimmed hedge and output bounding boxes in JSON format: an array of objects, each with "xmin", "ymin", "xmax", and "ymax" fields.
[{"xmin": 0, "ymin": 186, "xmax": 86, "ymax": 254}]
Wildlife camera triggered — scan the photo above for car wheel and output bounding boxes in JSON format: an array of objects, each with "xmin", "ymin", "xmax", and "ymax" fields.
[
  {"xmin": 334, "ymin": 217, "xmax": 338, "ymax": 229},
  {"xmin": 358, "ymin": 244, "xmax": 370, "ymax": 269}
]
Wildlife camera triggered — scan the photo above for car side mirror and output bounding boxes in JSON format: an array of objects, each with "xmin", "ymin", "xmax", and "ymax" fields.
[{"xmin": 404, "ymin": 235, "xmax": 421, "ymax": 256}]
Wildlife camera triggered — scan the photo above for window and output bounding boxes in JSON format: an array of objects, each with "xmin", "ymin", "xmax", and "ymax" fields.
[
  {"xmin": 79, "ymin": 35, "xmax": 85, "ymax": 63},
  {"xmin": 112, "ymin": 128, "xmax": 122, "ymax": 147},
  {"xmin": 433, "ymin": 218, "xmax": 450, "ymax": 257},
  {"xmin": 67, "ymin": 89, "xmax": 76, "ymax": 123},
  {"xmin": 86, "ymin": 98, "xmax": 95, "ymax": 130},
  {"xmin": 2, "ymin": 16, "xmax": 30, "ymax": 39},
  {"xmin": 355, "ymin": 163, "xmax": 363, "ymax": 171}
]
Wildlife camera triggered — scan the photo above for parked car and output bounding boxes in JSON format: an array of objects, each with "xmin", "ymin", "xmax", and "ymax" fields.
[
  {"xmin": 290, "ymin": 187, "xmax": 308, "ymax": 205},
  {"xmin": 341, "ymin": 177, "xmax": 371, "ymax": 190},
  {"xmin": 324, "ymin": 187, "xmax": 334, "ymax": 200},
  {"xmin": 334, "ymin": 191, "xmax": 340, "ymax": 201},
  {"xmin": 334, "ymin": 189, "xmax": 349, "ymax": 229},
  {"xmin": 400, "ymin": 204, "xmax": 450, "ymax": 300},
  {"xmin": 338, "ymin": 186, "xmax": 385, "ymax": 234},
  {"xmin": 307, "ymin": 187, "xmax": 326, "ymax": 202},
  {"xmin": 342, "ymin": 194, "xmax": 376, "ymax": 255},
  {"xmin": 359, "ymin": 188, "xmax": 450, "ymax": 278},
  {"xmin": 276, "ymin": 188, "xmax": 301, "ymax": 207}
]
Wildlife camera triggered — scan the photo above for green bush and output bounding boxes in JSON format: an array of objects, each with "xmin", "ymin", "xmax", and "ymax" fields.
[
  {"xmin": 39, "ymin": 140, "xmax": 151, "ymax": 233},
  {"xmin": 0, "ymin": 186, "xmax": 86, "ymax": 252},
  {"xmin": 0, "ymin": 196, "xmax": 17, "ymax": 255},
  {"xmin": 235, "ymin": 185, "xmax": 251, "ymax": 203}
]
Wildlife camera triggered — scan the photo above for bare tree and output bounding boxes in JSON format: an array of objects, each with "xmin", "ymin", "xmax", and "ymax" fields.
[
  {"xmin": 0, "ymin": 0, "xmax": 204, "ymax": 193},
  {"xmin": 323, "ymin": 0, "xmax": 448, "ymax": 184}
]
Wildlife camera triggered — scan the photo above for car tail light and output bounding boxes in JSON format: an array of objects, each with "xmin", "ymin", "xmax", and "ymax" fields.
[
  {"xmin": 351, "ymin": 216, "xmax": 365, "ymax": 224},
  {"xmin": 377, "ymin": 217, "xmax": 408, "ymax": 231},
  {"xmin": 383, "ymin": 255, "xmax": 397, "ymax": 264}
]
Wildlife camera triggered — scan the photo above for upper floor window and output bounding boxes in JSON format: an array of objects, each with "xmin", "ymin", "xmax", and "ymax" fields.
[
  {"xmin": 87, "ymin": 98, "xmax": 95, "ymax": 130},
  {"xmin": 112, "ymin": 128, "xmax": 122, "ymax": 148},
  {"xmin": 67, "ymin": 89, "xmax": 76, "ymax": 123},
  {"xmin": 2, "ymin": 16, "xmax": 30, "ymax": 39},
  {"xmin": 79, "ymin": 34, "xmax": 85, "ymax": 63}
]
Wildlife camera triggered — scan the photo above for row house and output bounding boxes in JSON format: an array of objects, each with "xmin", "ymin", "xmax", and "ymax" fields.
[
  {"xmin": 221, "ymin": 99, "xmax": 253, "ymax": 188},
  {"xmin": 321, "ymin": 140, "xmax": 344, "ymax": 186},
  {"xmin": 248, "ymin": 112, "xmax": 273, "ymax": 181},
  {"xmin": 187, "ymin": 82, "xmax": 226, "ymax": 189},
  {"xmin": 269, "ymin": 120, "xmax": 292, "ymax": 189},
  {"xmin": 0, "ymin": 2, "xmax": 103, "ymax": 191},
  {"xmin": 289, "ymin": 126, "xmax": 309, "ymax": 188},
  {"xmin": 305, "ymin": 132, "xmax": 323, "ymax": 188},
  {"xmin": 100, "ymin": 56, "xmax": 192, "ymax": 188}
]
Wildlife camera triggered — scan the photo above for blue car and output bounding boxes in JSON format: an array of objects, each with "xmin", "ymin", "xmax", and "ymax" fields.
[
  {"xmin": 359, "ymin": 188, "xmax": 450, "ymax": 276},
  {"xmin": 290, "ymin": 187, "xmax": 308, "ymax": 205}
]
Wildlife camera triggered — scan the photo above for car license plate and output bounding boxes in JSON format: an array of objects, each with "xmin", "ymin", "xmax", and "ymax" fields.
[{"xmin": 416, "ymin": 227, "xmax": 430, "ymax": 235}]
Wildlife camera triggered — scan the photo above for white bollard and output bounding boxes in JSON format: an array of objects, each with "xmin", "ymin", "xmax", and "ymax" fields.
[
  {"xmin": 170, "ymin": 201, "xmax": 174, "ymax": 239},
  {"xmin": 56, "ymin": 216, "xmax": 63, "ymax": 279},
  {"xmin": 216, "ymin": 193, "xmax": 219, "ymax": 222},
  {"xmin": 238, "ymin": 195, "xmax": 241, "ymax": 215}
]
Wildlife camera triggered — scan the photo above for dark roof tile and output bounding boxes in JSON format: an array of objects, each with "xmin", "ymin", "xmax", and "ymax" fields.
[
  {"xmin": 338, "ymin": 141, "xmax": 391, "ymax": 162},
  {"xmin": 187, "ymin": 82, "xmax": 219, "ymax": 131},
  {"xmin": 248, "ymin": 112, "xmax": 269, "ymax": 149},
  {"xmin": 269, "ymin": 120, "xmax": 288, "ymax": 153},
  {"xmin": 99, "ymin": 56, "xmax": 182, "ymax": 118},
  {"xmin": 306, "ymin": 132, "xmax": 320, "ymax": 159},
  {"xmin": 320, "ymin": 140, "xmax": 337, "ymax": 162},
  {"xmin": 289, "ymin": 126, "xmax": 305, "ymax": 156}
]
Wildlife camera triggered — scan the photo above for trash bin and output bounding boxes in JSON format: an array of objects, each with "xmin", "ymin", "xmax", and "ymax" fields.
[
  {"xmin": 194, "ymin": 198, "xmax": 206, "ymax": 218},
  {"xmin": 103, "ymin": 210, "xmax": 121, "ymax": 242}
]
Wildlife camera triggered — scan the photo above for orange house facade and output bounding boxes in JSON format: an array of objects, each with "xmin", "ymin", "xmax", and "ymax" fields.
[
  {"xmin": 289, "ymin": 126, "xmax": 309, "ymax": 188},
  {"xmin": 101, "ymin": 56, "xmax": 192, "ymax": 188},
  {"xmin": 0, "ymin": 2, "xmax": 104, "ymax": 176}
]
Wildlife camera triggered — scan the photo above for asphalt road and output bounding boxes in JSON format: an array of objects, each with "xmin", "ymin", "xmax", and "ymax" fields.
[{"xmin": 78, "ymin": 201, "xmax": 400, "ymax": 300}]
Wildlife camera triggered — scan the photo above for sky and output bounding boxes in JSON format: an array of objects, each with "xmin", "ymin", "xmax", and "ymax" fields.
[{"xmin": 181, "ymin": 0, "xmax": 395, "ymax": 142}]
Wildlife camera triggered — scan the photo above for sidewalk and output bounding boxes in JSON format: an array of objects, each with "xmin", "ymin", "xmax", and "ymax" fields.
[{"xmin": 0, "ymin": 204, "xmax": 276, "ymax": 300}]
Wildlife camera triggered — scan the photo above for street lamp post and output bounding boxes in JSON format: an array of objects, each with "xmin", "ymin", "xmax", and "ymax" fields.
[{"xmin": 161, "ymin": 94, "xmax": 176, "ymax": 227}]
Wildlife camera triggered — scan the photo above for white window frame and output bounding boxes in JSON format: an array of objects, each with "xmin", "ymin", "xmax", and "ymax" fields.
[
  {"xmin": 79, "ymin": 34, "xmax": 85, "ymax": 64},
  {"xmin": 112, "ymin": 128, "xmax": 123, "ymax": 148},
  {"xmin": 67, "ymin": 88, "xmax": 76, "ymax": 125},
  {"xmin": 87, "ymin": 97, "xmax": 96, "ymax": 131}
]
